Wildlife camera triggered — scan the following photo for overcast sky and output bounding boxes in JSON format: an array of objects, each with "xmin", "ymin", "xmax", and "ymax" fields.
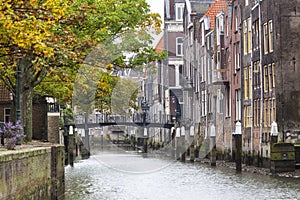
[
  {"xmin": 145, "ymin": 0, "xmax": 164, "ymax": 46},
  {"xmin": 146, "ymin": 0, "xmax": 164, "ymax": 20}
]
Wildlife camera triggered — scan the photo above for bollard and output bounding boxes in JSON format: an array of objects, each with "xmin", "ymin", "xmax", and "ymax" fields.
[
  {"xmin": 190, "ymin": 140, "xmax": 195, "ymax": 162},
  {"xmin": 235, "ymin": 134, "xmax": 242, "ymax": 172},
  {"xmin": 210, "ymin": 136, "xmax": 216, "ymax": 166}
]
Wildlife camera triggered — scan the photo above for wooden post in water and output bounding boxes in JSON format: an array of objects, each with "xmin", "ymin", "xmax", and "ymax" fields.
[
  {"xmin": 234, "ymin": 121, "xmax": 242, "ymax": 172},
  {"xmin": 210, "ymin": 124, "xmax": 216, "ymax": 166},
  {"xmin": 235, "ymin": 134, "xmax": 242, "ymax": 172},
  {"xmin": 210, "ymin": 136, "xmax": 216, "ymax": 166}
]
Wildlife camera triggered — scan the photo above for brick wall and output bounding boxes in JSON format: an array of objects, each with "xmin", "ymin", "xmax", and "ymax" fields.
[
  {"xmin": 48, "ymin": 113, "xmax": 60, "ymax": 143},
  {"xmin": 32, "ymin": 99, "xmax": 47, "ymax": 140}
]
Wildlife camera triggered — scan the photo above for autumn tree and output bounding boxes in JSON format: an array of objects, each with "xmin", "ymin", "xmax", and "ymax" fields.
[{"xmin": 0, "ymin": 0, "xmax": 165, "ymax": 141}]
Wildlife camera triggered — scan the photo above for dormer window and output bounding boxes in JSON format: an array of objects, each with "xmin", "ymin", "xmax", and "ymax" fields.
[{"xmin": 175, "ymin": 3, "xmax": 184, "ymax": 21}]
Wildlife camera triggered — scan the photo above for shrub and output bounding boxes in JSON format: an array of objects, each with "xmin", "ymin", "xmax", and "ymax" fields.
[{"xmin": 0, "ymin": 121, "xmax": 25, "ymax": 150}]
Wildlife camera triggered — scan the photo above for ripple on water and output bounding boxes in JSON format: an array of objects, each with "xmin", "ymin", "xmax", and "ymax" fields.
[{"xmin": 62, "ymin": 152, "xmax": 300, "ymax": 200}]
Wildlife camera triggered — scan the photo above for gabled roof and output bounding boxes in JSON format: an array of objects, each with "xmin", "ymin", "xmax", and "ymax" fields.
[
  {"xmin": 155, "ymin": 35, "xmax": 164, "ymax": 53},
  {"xmin": 204, "ymin": 0, "xmax": 227, "ymax": 29},
  {"xmin": 0, "ymin": 83, "xmax": 11, "ymax": 102}
]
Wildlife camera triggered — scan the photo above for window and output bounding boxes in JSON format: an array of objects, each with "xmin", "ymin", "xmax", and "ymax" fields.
[
  {"xmin": 264, "ymin": 65, "xmax": 268, "ymax": 93},
  {"xmin": 175, "ymin": 3, "xmax": 184, "ymax": 21},
  {"xmin": 226, "ymin": 16, "xmax": 229, "ymax": 37},
  {"xmin": 254, "ymin": 100, "xmax": 258, "ymax": 127},
  {"xmin": 235, "ymin": 90, "xmax": 241, "ymax": 121},
  {"xmin": 263, "ymin": 23, "xmax": 268, "ymax": 54},
  {"xmin": 253, "ymin": 62, "xmax": 258, "ymax": 89},
  {"xmin": 225, "ymin": 87, "xmax": 230, "ymax": 117},
  {"xmin": 201, "ymin": 56, "xmax": 205, "ymax": 82},
  {"xmin": 176, "ymin": 37, "xmax": 183, "ymax": 56},
  {"xmin": 253, "ymin": 20, "xmax": 259, "ymax": 50},
  {"xmin": 272, "ymin": 63, "xmax": 275, "ymax": 87},
  {"xmin": 268, "ymin": 64, "xmax": 272, "ymax": 91},
  {"xmin": 244, "ymin": 67, "xmax": 249, "ymax": 99},
  {"xmin": 169, "ymin": 65, "xmax": 176, "ymax": 86},
  {"xmin": 247, "ymin": 18, "xmax": 252, "ymax": 53},
  {"xmin": 235, "ymin": 6, "xmax": 238, "ymax": 31},
  {"xmin": 244, "ymin": 105, "xmax": 251, "ymax": 127},
  {"xmin": 216, "ymin": 15, "xmax": 224, "ymax": 45},
  {"xmin": 268, "ymin": 99, "xmax": 272, "ymax": 127},
  {"xmin": 206, "ymin": 35, "xmax": 210, "ymax": 50},
  {"xmin": 243, "ymin": 20, "xmax": 247, "ymax": 54},
  {"xmin": 179, "ymin": 65, "xmax": 183, "ymax": 86},
  {"xmin": 234, "ymin": 42, "xmax": 240, "ymax": 70},
  {"xmin": 258, "ymin": 99, "xmax": 261, "ymax": 126},
  {"xmin": 201, "ymin": 22, "xmax": 205, "ymax": 46},
  {"xmin": 249, "ymin": 66, "xmax": 252, "ymax": 98},
  {"xmin": 253, "ymin": 61, "xmax": 260, "ymax": 89},
  {"xmin": 4, "ymin": 108, "xmax": 11, "ymax": 123},
  {"xmin": 268, "ymin": 20, "xmax": 273, "ymax": 52},
  {"xmin": 201, "ymin": 90, "xmax": 207, "ymax": 116},
  {"xmin": 272, "ymin": 98, "xmax": 276, "ymax": 123},
  {"xmin": 264, "ymin": 99, "xmax": 268, "ymax": 127}
]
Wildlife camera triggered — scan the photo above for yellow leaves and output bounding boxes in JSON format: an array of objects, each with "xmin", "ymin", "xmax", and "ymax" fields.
[
  {"xmin": 2, "ymin": 18, "xmax": 54, "ymax": 56},
  {"xmin": 34, "ymin": 43, "xmax": 54, "ymax": 57},
  {"xmin": 106, "ymin": 64, "xmax": 113, "ymax": 72},
  {"xmin": 42, "ymin": 0, "xmax": 69, "ymax": 20},
  {"xmin": 0, "ymin": 0, "xmax": 69, "ymax": 56},
  {"xmin": 30, "ymin": 0, "xmax": 38, "ymax": 7}
]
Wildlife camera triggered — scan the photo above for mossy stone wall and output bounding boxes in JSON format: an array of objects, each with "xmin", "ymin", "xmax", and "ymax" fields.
[{"xmin": 0, "ymin": 145, "xmax": 65, "ymax": 200}]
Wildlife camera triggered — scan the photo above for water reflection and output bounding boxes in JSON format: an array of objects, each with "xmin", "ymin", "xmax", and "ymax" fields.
[{"xmin": 60, "ymin": 150, "xmax": 300, "ymax": 200}]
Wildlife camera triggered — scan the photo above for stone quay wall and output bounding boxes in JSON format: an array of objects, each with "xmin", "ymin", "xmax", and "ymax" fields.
[{"xmin": 0, "ymin": 145, "xmax": 65, "ymax": 200}]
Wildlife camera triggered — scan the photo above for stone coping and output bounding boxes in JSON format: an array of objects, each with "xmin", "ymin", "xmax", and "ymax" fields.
[{"xmin": 0, "ymin": 141, "xmax": 64, "ymax": 162}]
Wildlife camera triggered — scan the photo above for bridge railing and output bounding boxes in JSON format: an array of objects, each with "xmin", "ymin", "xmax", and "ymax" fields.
[{"xmin": 75, "ymin": 113, "xmax": 174, "ymax": 126}]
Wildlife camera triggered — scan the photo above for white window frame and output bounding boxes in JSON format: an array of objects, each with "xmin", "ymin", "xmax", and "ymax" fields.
[
  {"xmin": 247, "ymin": 18, "xmax": 252, "ymax": 54},
  {"xmin": 201, "ymin": 22, "xmax": 205, "ymax": 46},
  {"xmin": 268, "ymin": 20, "xmax": 273, "ymax": 52},
  {"xmin": 201, "ymin": 90, "xmax": 207, "ymax": 116},
  {"xmin": 175, "ymin": 3, "xmax": 184, "ymax": 21},
  {"xmin": 235, "ymin": 90, "xmax": 241, "ymax": 121},
  {"xmin": 176, "ymin": 37, "xmax": 183, "ymax": 56},
  {"xmin": 263, "ymin": 22, "xmax": 268, "ymax": 54}
]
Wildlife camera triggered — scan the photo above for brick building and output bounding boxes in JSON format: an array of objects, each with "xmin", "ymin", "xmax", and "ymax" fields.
[
  {"xmin": 179, "ymin": 0, "xmax": 300, "ymax": 163},
  {"xmin": 0, "ymin": 83, "xmax": 59, "ymax": 142}
]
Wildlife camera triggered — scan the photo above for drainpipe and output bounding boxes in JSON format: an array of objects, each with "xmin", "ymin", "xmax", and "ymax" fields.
[
  {"xmin": 258, "ymin": 1, "xmax": 263, "ymax": 156},
  {"xmin": 250, "ymin": 2, "xmax": 261, "ymax": 155}
]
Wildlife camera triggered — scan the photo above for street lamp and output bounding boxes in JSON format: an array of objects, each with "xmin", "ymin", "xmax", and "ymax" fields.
[
  {"xmin": 233, "ymin": 121, "xmax": 242, "ymax": 172},
  {"xmin": 141, "ymin": 101, "xmax": 150, "ymax": 153},
  {"xmin": 16, "ymin": 61, "xmax": 21, "ymax": 122}
]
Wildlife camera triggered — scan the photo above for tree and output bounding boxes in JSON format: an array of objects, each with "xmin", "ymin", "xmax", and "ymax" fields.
[
  {"xmin": 0, "ymin": 0, "xmax": 165, "ymax": 141},
  {"xmin": 0, "ymin": 0, "xmax": 73, "ymax": 141}
]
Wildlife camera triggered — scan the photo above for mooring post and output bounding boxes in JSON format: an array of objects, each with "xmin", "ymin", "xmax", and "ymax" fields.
[{"xmin": 235, "ymin": 121, "xmax": 242, "ymax": 172}]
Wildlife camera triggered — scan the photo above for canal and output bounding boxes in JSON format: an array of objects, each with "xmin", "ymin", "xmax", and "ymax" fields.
[{"xmin": 59, "ymin": 148, "xmax": 300, "ymax": 200}]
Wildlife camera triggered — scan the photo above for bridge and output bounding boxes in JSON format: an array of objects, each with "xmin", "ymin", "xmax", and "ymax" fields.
[
  {"xmin": 63, "ymin": 113, "xmax": 176, "ymax": 156},
  {"xmin": 72, "ymin": 121, "xmax": 174, "ymax": 129},
  {"xmin": 68, "ymin": 113, "xmax": 176, "ymax": 130}
]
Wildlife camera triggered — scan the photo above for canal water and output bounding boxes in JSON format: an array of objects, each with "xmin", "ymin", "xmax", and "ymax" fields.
[{"xmin": 60, "ymin": 148, "xmax": 300, "ymax": 200}]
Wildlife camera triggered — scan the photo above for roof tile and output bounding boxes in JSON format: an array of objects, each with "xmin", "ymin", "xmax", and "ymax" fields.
[{"xmin": 204, "ymin": 0, "xmax": 227, "ymax": 29}]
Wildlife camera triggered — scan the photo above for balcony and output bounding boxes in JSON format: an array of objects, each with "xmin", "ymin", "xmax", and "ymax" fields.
[{"xmin": 212, "ymin": 69, "xmax": 229, "ymax": 85}]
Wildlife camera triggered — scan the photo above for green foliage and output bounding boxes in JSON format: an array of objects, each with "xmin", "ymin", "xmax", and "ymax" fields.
[{"xmin": 0, "ymin": 0, "xmax": 166, "ymax": 140}]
